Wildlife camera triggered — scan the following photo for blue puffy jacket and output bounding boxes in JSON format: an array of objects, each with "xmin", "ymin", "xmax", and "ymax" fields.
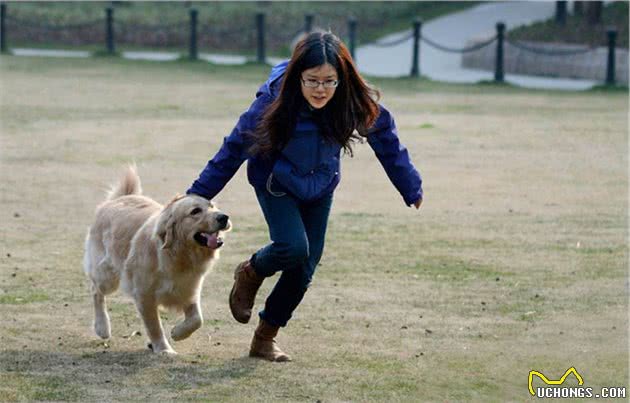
[{"xmin": 187, "ymin": 60, "xmax": 423, "ymax": 205}]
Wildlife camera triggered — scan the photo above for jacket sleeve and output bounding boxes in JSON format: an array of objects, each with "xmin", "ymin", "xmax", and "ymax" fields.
[
  {"xmin": 366, "ymin": 104, "xmax": 423, "ymax": 206},
  {"xmin": 186, "ymin": 93, "xmax": 271, "ymax": 200}
]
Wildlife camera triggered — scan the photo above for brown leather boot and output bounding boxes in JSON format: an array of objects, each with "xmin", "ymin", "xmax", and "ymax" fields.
[
  {"xmin": 229, "ymin": 260, "xmax": 264, "ymax": 323},
  {"xmin": 249, "ymin": 319, "xmax": 292, "ymax": 362}
]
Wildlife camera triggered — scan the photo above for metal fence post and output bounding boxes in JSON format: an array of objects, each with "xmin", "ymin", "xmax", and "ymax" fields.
[
  {"xmin": 348, "ymin": 17, "xmax": 357, "ymax": 60},
  {"xmin": 0, "ymin": 3, "xmax": 7, "ymax": 53},
  {"xmin": 305, "ymin": 14, "xmax": 313, "ymax": 33},
  {"xmin": 256, "ymin": 12, "xmax": 266, "ymax": 63},
  {"xmin": 494, "ymin": 22, "xmax": 505, "ymax": 82},
  {"xmin": 106, "ymin": 7, "xmax": 115, "ymax": 54},
  {"xmin": 189, "ymin": 8, "xmax": 198, "ymax": 60},
  {"xmin": 605, "ymin": 28, "xmax": 617, "ymax": 85},
  {"xmin": 410, "ymin": 18, "xmax": 422, "ymax": 78}
]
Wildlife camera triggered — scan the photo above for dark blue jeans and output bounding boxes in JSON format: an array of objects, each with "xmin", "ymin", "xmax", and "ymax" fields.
[{"xmin": 250, "ymin": 185, "xmax": 333, "ymax": 327}]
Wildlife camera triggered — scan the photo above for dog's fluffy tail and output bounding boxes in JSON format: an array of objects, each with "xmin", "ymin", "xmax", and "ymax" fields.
[{"xmin": 106, "ymin": 164, "xmax": 142, "ymax": 201}]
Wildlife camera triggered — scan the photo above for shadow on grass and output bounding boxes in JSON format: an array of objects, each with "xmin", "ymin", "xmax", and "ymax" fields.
[
  {"xmin": 0, "ymin": 349, "xmax": 154, "ymax": 400},
  {"xmin": 0, "ymin": 349, "xmax": 154, "ymax": 375},
  {"xmin": 0, "ymin": 349, "xmax": 262, "ymax": 399},
  {"xmin": 0, "ymin": 348, "xmax": 261, "ymax": 376},
  {"xmin": 164, "ymin": 355, "xmax": 261, "ymax": 391}
]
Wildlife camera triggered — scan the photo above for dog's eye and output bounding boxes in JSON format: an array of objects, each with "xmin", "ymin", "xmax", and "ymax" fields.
[{"xmin": 190, "ymin": 207, "xmax": 202, "ymax": 216}]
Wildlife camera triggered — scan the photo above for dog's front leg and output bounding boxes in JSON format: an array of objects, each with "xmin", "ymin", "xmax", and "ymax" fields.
[
  {"xmin": 135, "ymin": 297, "xmax": 176, "ymax": 354},
  {"xmin": 171, "ymin": 302, "xmax": 203, "ymax": 341}
]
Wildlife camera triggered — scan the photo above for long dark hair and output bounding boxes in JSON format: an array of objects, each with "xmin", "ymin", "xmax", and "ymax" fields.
[{"xmin": 251, "ymin": 31, "xmax": 380, "ymax": 157}]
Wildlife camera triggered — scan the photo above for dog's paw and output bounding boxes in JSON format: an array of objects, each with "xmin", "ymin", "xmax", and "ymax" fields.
[
  {"xmin": 171, "ymin": 326, "xmax": 190, "ymax": 342},
  {"xmin": 171, "ymin": 319, "xmax": 202, "ymax": 341},
  {"xmin": 94, "ymin": 320, "xmax": 111, "ymax": 339},
  {"xmin": 147, "ymin": 342, "xmax": 177, "ymax": 355}
]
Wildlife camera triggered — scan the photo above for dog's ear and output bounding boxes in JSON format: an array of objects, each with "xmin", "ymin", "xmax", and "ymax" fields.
[
  {"xmin": 154, "ymin": 195, "xmax": 185, "ymax": 249},
  {"xmin": 154, "ymin": 210, "xmax": 176, "ymax": 250}
]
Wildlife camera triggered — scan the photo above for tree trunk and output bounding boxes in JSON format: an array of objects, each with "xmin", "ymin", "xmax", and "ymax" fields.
[
  {"xmin": 555, "ymin": 1, "xmax": 567, "ymax": 25},
  {"xmin": 586, "ymin": 1, "xmax": 603, "ymax": 25}
]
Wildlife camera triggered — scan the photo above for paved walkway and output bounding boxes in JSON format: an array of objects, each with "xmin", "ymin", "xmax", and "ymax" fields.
[
  {"xmin": 8, "ymin": 2, "xmax": 600, "ymax": 90},
  {"xmin": 10, "ymin": 47, "xmax": 287, "ymax": 65},
  {"xmin": 356, "ymin": 1, "xmax": 597, "ymax": 90}
]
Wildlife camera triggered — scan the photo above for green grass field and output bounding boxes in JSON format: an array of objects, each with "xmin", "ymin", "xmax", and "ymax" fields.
[{"xmin": 0, "ymin": 55, "xmax": 628, "ymax": 402}]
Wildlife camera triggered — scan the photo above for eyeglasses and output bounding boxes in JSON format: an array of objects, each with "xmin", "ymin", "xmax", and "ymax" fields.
[{"xmin": 301, "ymin": 78, "xmax": 339, "ymax": 89}]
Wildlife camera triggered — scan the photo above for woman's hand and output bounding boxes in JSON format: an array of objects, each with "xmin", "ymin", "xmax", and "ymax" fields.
[{"xmin": 413, "ymin": 198, "xmax": 423, "ymax": 210}]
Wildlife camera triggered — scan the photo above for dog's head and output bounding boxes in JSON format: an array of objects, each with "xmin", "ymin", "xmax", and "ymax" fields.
[{"xmin": 154, "ymin": 194, "xmax": 231, "ymax": 252}]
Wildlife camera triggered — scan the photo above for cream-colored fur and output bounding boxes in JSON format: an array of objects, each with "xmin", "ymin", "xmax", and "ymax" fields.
[{"xmin": 83, "ymin": 165, "xmax": 231, "ymax": 354}]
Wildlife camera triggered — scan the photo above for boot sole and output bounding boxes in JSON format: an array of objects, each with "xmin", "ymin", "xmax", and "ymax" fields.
[
  {"xmin": 249, "ymin": 351, "xmax": 292, "ymax": 362},
  {"xmin": 229, "ymin": 284, "xmax": 251, "ymax": 324}
]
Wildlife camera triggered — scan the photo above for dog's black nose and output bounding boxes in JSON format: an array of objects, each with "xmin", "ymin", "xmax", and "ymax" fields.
[{"xmin": 217, "ymin": 214, "xmax": 229, "ymax": 228}]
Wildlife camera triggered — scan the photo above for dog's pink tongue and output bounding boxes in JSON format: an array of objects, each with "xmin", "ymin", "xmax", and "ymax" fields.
[{"xmin": 205, "ymin": 233, "xmax": 219, "ymax": 249}]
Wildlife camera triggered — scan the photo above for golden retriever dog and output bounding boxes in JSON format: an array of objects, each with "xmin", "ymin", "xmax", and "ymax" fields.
[{"xmin": 83, "ymin": 166, "xmax": 231, "ymax": 354}]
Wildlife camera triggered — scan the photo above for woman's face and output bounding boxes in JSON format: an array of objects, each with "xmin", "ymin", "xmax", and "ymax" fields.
[{"xmin": 300, "ymin": 63, "xmax": 339, "ymax": 109}]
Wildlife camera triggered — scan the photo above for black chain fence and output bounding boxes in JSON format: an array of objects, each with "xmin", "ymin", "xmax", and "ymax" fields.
[
  {"xmin": 421, "ymin": 34, "xmax": 497, "ymax": 53},
  {"xmin": 369, "ymin": 32, "xmax": 414, "ymax": 48}
]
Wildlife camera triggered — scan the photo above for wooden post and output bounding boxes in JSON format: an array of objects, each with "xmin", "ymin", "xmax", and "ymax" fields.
[
  {"xmin": 606, "ymin": 28, "xmax": 617, "ymax": 85},
  {"xmin": 305, "ymin": 14, "xmax": 313, "ymax": 33},
  {"xmin": 348, "ymin": 17, "xmax": 357, "ymax": 60},
  {"xmin": 410, "ymin": 18, "xmax": 421, "ymax": 78},
  {"xmin": 494, "ymin": 22, "xmax": 505, "ymax": 82},
  {"xmin": 189, "ymin": 8, "xmax": 198, "ymax": 60},
  {"xmin": 0, "ymin": 3, "xmax": 7, "ymax": 53},
  {"xmin": 106, "ymin": 7, "xmax": 115, "ymax": 54},
  {"xmin": 256, "ymin": 12, "xmax": 266, "ymax": 63}
]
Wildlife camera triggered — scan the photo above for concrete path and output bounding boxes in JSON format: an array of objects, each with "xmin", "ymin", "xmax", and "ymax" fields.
[
  {"xmin": 12, "ymin": 48, "xmax": 92, "ymax": 58},
  {"xmin": 356, "ymin": 1, "xmax": 598, "ymax": 90}
]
